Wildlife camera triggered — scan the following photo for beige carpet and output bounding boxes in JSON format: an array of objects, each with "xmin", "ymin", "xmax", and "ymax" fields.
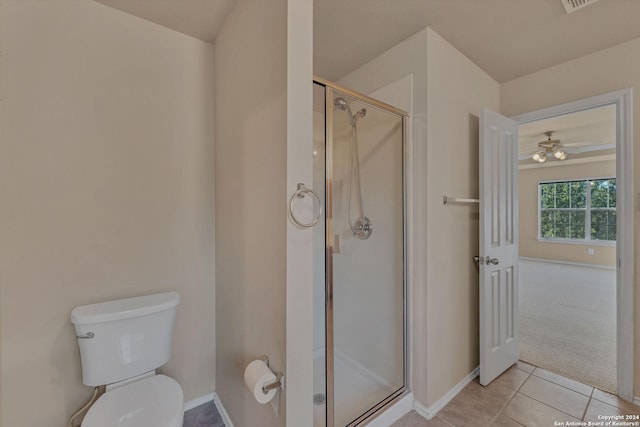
[{"xmin": 519, "ymin": 259, "xmax": 616, "ymax": 393}]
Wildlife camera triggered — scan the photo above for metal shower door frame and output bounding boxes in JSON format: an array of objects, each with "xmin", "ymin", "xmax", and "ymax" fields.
[{"xmin": 315, "ymin": 76, "xmax": 410, "ymax": 427}]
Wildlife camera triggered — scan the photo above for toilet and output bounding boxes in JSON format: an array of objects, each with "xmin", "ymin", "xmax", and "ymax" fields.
[{"xmin": 71, "ymin": 291, "xmax": 184, "ymax": 427}]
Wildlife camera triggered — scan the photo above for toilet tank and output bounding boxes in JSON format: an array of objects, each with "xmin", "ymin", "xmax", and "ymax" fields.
[{"xmin": 71, "ymin": 291, "xmax": 180, "ymax": 386}]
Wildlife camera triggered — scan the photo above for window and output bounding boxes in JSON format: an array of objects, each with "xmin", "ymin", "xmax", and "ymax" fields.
[{"xmin": 539, "ymin": 178, "xmax": 616, "ymax": 242}]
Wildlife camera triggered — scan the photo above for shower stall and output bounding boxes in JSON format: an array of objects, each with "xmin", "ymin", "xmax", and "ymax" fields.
[{"xmin": 310, "ymin": 78, "xmax": 408, "ymax": 426}]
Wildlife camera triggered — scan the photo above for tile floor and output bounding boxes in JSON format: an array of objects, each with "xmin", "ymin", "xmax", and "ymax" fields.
[
  {"xmin": 392, "ymin": 361, "xmax": 640, "ymax": 427},
  {"xmin": 184, "ymin": 400, "xmax": 225, "ymax": 427},
  {"xmin": 183, "ymin": 363, "xmax": 640, "ymax": 427}
]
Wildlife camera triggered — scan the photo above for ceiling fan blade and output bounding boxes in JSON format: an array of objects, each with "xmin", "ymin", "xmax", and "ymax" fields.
[{"xmin": 562, "ymin": 143, "xmax": 615, "ymax": 154}]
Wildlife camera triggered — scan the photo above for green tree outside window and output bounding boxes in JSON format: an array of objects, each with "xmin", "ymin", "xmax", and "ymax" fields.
[{"xmin": 539, "ymin": 178, "xmax": 616, "ymax": 242}]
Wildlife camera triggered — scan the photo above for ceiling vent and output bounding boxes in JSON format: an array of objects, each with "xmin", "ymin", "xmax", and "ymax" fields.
[{"xmin": 561, "ymin": 0, "xmax": 600, "ymax": 14}]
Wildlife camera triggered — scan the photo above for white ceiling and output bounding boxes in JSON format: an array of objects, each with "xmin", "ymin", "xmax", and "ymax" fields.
[
  {"xmin": 518, "ymin": 104, "xmax": 616, "ymax": 164},
  {"xmin": 92, "ymin": 0, "xmax": 640, "ymax": 84},
  {"xmin": 314, "ymin": 0, "xmax": 640, "ymax": 82}
]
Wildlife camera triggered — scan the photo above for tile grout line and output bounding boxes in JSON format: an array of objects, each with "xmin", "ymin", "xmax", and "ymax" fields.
[
  {"xmin": 500, "ymin": 365, "xmax": 592, "ymax": 425},
  {"xmin": 581, "ymin": 388, "xmax": 595, "ymax": 421},
  {"xmin": 530, "ymin": 369, "xmax": 594, "ymax": 397},
  {"xmin": 518, "ymin": 382, "xmax": 590, "ymax": 421},
  {"xmin": 516, "ymin": 393, "xmax": 582, "ymax": 421},
  {"xmin": 487, "ymin": 365, "xmax": 534, "ymax": 426},
  {"xmin": 433, "ymin": 414, "xmax": 455, "ymax": 427}
]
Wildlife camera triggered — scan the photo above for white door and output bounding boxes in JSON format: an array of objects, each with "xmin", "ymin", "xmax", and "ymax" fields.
[{"xmin": 479, "ymin": 108, "xmax": 520, "ymax": 386}]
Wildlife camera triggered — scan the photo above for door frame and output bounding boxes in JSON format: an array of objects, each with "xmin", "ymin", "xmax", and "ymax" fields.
[{"xmin": 510, "ymin": 88, "xmax": 634, "ymax": 401}]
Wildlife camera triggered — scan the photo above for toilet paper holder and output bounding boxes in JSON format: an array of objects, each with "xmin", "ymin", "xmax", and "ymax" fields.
[{"xmin": 260, "ymin": 355, "xmax": 284, "ymax": 394}]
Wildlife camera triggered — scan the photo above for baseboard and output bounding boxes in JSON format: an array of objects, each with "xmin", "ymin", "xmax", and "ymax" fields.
[
  {"xmin": 184, "ymin": 392, "xmax": 215, "ymax": 412},
  {"xmin": 633, "ymin": 396, "xmax": 640, "ymax": 406},
  {"xmin": 366, "ymin": 392, "xmax": 414, "ymax": 427},
  {"xmin": 413, "ymin": 367, "xmax": 479, "ymax": 420},
  {"xmin": 519, "ymin": 256, "xmax": 616, "ymax": 271},
  {"xmin": 213, "ymin": 392, "xmax": 235, "ymax": 427}
]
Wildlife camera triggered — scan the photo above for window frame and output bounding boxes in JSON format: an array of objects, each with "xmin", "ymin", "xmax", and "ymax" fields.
[{"xmin": 537, "ymin": 176, "xmax": 616, "ymax": 246}]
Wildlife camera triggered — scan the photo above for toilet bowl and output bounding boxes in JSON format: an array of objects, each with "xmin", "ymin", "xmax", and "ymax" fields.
[
  {"xmin": 71, "ymin": 292, "xmax": 184, "ymax": 427},
  {"xmin": 82, "ymin": 375, "xmax": 183, "ymax": 427}
]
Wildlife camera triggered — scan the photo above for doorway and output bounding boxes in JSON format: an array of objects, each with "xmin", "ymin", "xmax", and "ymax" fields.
[
  {"xmin": 517, "ymin": 104, "xmax": 617, "ymax": 392},
  {"xmin": 511, "ymin": 89, "xmax": 634, "ymax": 400}
]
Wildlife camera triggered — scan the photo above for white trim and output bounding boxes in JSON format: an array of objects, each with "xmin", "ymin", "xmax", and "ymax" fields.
[
  {"xmin": 184, "ymin": 392, "xmax": 215, "ymax": 412},
  {"xmin": 536, "ymin": 238, "xmax": 615, "ymax": 247},
  {"xmin": 512, "ymin": 88, "xmax": 634, "ymax": 401},
  {"xmin": 412, "ymin": 367, "xmax": 479, "ymax": 420},
  {"xmin": 366, "ymin": 392, "xmax": 414, "ymax": 427},
  {"xmin": 519, "ymin": 256, "xmax": 616, "ymax": 271},
  {"xmin": 286, "ymin": 0, "xmax": 314, "ymax": 425},
  {"xmin": 212, "ymin": 392, "xmax": 235, "ymax": 427},
  {"xmin": 633, "ymin": 396, "xmax": 640, "ymax": 406}
]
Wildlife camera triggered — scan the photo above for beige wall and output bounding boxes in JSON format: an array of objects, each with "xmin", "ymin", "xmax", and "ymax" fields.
[
  {"xmin": 213, "ymin": 0, "xmax": 287, "ymax": 426},
  {"xmin": 0, "ymin": 1, "xmax": 216, "ymax": 426},
  {"xmin": 425, "ymin": 29, "xmax": 500, "ymax": 406},
  {"xmin": 519, "ymin": 161, "xmax": 616, "ymax": 266},
  {"xmin": 501, "ymin": 35, "xmax": 640, "ymax": 397}
]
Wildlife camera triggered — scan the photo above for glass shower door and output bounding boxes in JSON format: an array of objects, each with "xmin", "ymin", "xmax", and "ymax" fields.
[{"xmin": 326, "ymin": 87, "xmax": 406, "ymax": 427}]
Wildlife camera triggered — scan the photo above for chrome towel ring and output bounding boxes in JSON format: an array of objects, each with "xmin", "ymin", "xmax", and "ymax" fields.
[{"xmin": 289, "ymin": 183, "xmax": 322, "ymax": 228}]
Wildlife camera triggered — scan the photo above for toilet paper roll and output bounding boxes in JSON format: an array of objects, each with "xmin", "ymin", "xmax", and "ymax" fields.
[{"xmin": 244, "ymin": 359, "xmax": 278, "ymax": 404}]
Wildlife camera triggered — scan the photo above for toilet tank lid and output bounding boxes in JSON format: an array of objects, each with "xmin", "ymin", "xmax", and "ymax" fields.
[{"xmin": 71, "ymin": 291, "xmax": 180, "ymax": 325}]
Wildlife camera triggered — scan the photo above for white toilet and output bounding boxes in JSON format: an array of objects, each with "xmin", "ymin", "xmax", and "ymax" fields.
[{"xmin": 71, "ymin": 291, "xmax": 184, "ymax": 427}]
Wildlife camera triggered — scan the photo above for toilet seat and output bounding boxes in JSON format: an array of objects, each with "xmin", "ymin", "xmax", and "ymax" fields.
[{"xmin": 82, "ymin": 374, "xmax": 184, "ymax": 427}]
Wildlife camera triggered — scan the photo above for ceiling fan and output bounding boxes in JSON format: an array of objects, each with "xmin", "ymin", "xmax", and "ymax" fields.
[
  {"xmin": 521, "ymin": 130, "xmax": 615, "ymax": 164},
  {"xmin": 530, "ymin": 131, "xmax": 567, "ymax": 163}
]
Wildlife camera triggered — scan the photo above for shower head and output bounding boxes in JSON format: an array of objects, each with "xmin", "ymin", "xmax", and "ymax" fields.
[
  {"xmin": 353, "ymin": 108, "xmax": 367, "ymax": 122},
  {"xmin": 334, "ymin": 97, "xmax": 349, "ymax": 111},
  {"xmin": 334, "ymin": 97, "xmax": 366, "ymax": 125}
]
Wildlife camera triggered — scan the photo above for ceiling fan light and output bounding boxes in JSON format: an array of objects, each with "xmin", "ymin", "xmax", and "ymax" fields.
[
  {"xmin": 532, "ymin": 151, "xmax": 547, "ymax": 163},
  {"xmin": 554, "ymin": 150, "xmax": 567, "ymax": 160}
]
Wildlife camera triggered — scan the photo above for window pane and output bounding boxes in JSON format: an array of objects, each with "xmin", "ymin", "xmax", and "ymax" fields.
[
  {"xmin": 540, "ymin": 210, "xmax": 554, "ymax": 238},
  {"xmin": 554, "ymin": 211, "xmax": 570, "ymax": 238},
  {"xmin": 540, "ymin": 184, "xmax": 554, "ymax": 208},
  {"xmin": 555, "ymin": 183, "xmax": 570, "ymax": 208},
  {"xmin": 609, "ymin": 179, "xmax": 617, "ymax": 208},
  {"xmin": 591, "ymin": 209, "xmax": 616, "ymax": 241},
  {"xmin": 570, "ymin": 181, "xmax": 586, "ymax": 208},
  {"xmin": 591, "ymin": 179, "xmax": 615, "ymax": 208},
  {"xmin": 570, "ymin": 211, "xmax": 586, "ymax": 239}
]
